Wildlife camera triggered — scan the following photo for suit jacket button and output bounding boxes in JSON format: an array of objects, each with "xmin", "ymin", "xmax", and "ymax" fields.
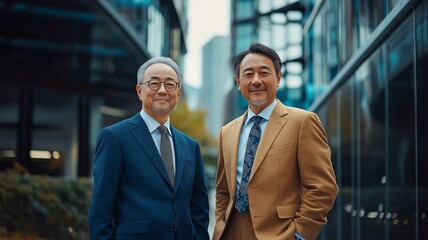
[{"xmin": 169, "ymin": 225, "xmax": 176, "ymax": 231}]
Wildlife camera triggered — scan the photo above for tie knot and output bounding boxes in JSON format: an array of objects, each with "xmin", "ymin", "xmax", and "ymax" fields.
[
  {"xmin": 158, "ymin": 125, "xmax": 169, "ymax": 135},
  {"xmin": 252, "ymin": 116, "xmax": 263, "ymax": 125}
]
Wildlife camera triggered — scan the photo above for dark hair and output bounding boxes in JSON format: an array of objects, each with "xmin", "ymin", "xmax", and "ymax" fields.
[{"xmin": 233, "ymin": 42, "xmax": 282, "ymax": 77}]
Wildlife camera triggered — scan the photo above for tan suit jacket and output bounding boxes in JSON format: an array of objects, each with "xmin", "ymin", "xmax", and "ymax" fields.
[{"xmin": 213, "ymin": 101, "xmax": 338, "ymax": 240}]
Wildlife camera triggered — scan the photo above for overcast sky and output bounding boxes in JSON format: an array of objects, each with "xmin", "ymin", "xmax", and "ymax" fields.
[{"xmin": 184, "ymin": 0, "xmax": 230, "ymax": 88}]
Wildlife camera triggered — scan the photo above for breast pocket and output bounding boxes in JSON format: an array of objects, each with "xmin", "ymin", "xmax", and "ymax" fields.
[
  {"xmin": 266, "ymin": 143, "xmax": 293, "ymax": 157},
  {"xmin": 185, "ymin": 159, "xmax": 195, "ymax": 169},
  {"xmin": 182, "ymin": 160, "xmax": 196, "ymax": 180}
]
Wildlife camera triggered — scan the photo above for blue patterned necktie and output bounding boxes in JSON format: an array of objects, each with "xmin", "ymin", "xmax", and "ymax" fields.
[{"xmin": 235, "ymin": 116, "xmax": 263, "ymax": 213}]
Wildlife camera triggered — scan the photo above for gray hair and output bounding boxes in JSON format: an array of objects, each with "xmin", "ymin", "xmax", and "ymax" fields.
[{"xmin": 136, "ymin": 56, "xmax": 182, "ymax": 85}]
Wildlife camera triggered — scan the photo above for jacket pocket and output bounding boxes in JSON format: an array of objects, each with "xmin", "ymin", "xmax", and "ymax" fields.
[
  {"xmin": 116, "ymin": 219, "xmax": 149, "ymax": 234},
  {"xmin": 266, "ymin": 143, "xmax": 293, "ymax": 157},
  {"xmin": 276, "ymin": 204, "xmax": 300, "ymax": 219}
]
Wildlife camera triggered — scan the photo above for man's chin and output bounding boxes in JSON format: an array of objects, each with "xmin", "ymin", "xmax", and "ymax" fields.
[
  {"xmin": 250, "ymin": 99, "xmax": 267, "ymax": 106},
  {"xmin": 153, "ymin": 105, "xmax": 172, "ymax": 113}
]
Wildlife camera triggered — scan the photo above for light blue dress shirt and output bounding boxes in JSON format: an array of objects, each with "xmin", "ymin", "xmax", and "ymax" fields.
[
  {"xmin": 140, "ymin": 110, "xmax": 176, "ymax": 174},
  {"xmin": 235, "ymin": 100, "xmax": 277, "ymax": 191}
]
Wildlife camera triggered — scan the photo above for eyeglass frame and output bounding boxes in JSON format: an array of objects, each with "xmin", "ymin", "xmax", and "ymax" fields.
[{"xmin": 139, "ymin": 79, "xmax": 181, "ymax": 92}]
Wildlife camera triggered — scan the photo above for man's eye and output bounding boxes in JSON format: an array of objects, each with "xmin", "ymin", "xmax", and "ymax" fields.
[{"xmin": 150, "ymin": 82, "xmax": 160, "ymax": 87}]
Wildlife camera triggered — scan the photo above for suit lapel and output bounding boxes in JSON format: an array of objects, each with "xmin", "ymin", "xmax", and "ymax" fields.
[
  {"xmin": 171, "ymin": 127, "xmax": 184, "ymax": 191},
  {"xmin": 129, "ymin": 114, "xmax": 173, "ymax": 188},
  {"xmin": 228, "ymin": 113, "xmax": 247, "ymax": 197},
  {"xmin": 249, "ymin": 102, "xmax": 288, "ymax": 182}
]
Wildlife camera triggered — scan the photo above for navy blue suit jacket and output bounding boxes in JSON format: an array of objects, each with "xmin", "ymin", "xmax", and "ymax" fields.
[{"xmin": 89, "ymin": 113, "xmax": 209, "ymax": 240}]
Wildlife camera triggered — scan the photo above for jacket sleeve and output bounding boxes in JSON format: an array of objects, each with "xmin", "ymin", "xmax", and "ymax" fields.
[
  {"xmin": 293, "ymin": 112, "xmax": 339, "ymax": 240},
  {"xmin": 214, "ymin": 127, "xmax": 230, "ymax": 223},
  {"xmin": 88, "ymin": 128, "xmax": 123, "ymax": 240}
]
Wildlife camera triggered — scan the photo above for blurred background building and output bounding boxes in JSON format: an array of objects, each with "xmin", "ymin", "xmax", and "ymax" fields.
[
  {"xmin": 200, "ymin": 35, "xmax": 233, "ymax": 138},
  {"xmin": 0, "ymin": 0, "xmax": 188, "ymax": 177},
  {"xmin": 0, "ymin": 0, "xmax": 427, "ymax": 239},
  {"xmin": 226, "ymin": 0, "xmax": 427, "ymax": 239}
]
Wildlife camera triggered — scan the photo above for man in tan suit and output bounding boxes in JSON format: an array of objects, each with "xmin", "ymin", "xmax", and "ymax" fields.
[{"xmin": 213, "ymin": 43, "xmax": 338, "ymax": 240}]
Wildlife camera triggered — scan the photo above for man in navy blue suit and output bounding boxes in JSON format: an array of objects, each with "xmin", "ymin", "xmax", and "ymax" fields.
[{"xmin": 89, "ymin": 57, "xmax": 210, "ymax": 240}]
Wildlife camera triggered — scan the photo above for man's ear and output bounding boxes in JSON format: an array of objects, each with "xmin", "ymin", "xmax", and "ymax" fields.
[
  {"xmin": 235, "ymin": 75, "xmax": 240, "ymax": 90},
  {"xmin": 277, "ymin": 71, "xmax": 282, "ymax": 86},
  {"xmin": 136, "ymin": 84, "xmax": 142, "ymax": 100},
  {"xmin": 177, "ymin": 87, "xmax": 182, "ymax": 98}
]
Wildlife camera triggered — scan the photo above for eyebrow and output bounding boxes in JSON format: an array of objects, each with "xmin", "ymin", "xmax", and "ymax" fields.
[
  {"xmin": 242, "ymin": 65, "xmax": 271, "ymax": 72},
  {"xmin": 148, "ymin": 76, "xmax": 176, "ymax": 81}
]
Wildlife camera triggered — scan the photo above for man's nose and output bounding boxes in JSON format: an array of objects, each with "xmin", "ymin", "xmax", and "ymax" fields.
[
  {"xmin": 251, "ymin": 74, "xmax": 262, "ymax": 84},
  {"xmin": 157, "ymin": 83, "xmax": 168, "ymax": 93}
]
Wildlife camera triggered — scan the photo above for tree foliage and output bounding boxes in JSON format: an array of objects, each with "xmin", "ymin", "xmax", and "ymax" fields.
[{"xmin": 170, "ymin": 100, "xmax": 216, "ymax": 148}]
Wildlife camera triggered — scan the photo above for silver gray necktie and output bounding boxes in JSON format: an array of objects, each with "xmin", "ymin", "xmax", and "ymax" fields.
[{"xmin": 158, "ymin": 125, "xmax": 174, "ymax": 186}]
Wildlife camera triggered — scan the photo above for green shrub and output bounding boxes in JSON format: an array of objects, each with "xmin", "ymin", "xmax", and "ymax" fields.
[{"xmin": 0, "ymin": 170, "xmax": 93, "ymax": 240}]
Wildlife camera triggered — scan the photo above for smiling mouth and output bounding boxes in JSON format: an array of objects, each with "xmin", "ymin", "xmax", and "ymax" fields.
[{"xmin": 250, "ymin": 89, "xmax": 265, "ymax": 92}]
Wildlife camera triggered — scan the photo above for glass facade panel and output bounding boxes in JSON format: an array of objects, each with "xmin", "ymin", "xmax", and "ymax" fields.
[
  {"xmin": 312, "ymin": 4, "xmax": 328, "ymax": 97},
  {"xmin": 359, "ymin": 0, "xmax": 385, "ymax": 44},
  {"xmin": 315, "ymin": 1, "xmax": 428, "ymax": 239},
  {"xmin": 326, "ymin": 0, "xmax": 339, "ymax": 79},
  {"xmin": 303, "ymin": 26, "xmax": 315, "ymax": 108},
  {"xmin": 258, "ymin": 16, "xmax": 273, "ymax": 44},
  {"xmin": 416, "ymin": 1, "xmax": 428, "ymax": 238},
  {"xmin": 147, "ymin": 2, "xmax": 165, "ymax": 56},
  {"xmin": 355, "ymin": 49, "xmax": 387, "ymax": 240},
  {"xmin": 339, "ymin": 79, "xmax": 355, "ymax": 240},
  {"xmin": 109, "ymin": 0, "xmax": 151, "ymax": 47},
  {"xmin": 338, "ymin": 0, "xmax": 358, "ymax": 66},
  {"xmin": 235, "ymin": 24, "xmax": 255, "ymax": 54},
  {"xmin": 107, "ymin": 0, "xmax": 179, "ymax": 57},
  {"xmin": 384, "ymin": 15, "xmax": 416, "ymax": 239},
  {"xmin": 318, "ymin": 92, "xmax": 340, "ymax": 239},
  {"xmin": 32, "ymin": 88, "xmax": 79, "ymax": 177},
  {"xmin": 388, "ymin": 0, "xmax": 401, "ymax": 12},
  {"xmin": 279, "ymin": 0, "xmax": 428, "ymax": 239},
  {"xmin": 235, "ymin": 0, "xmax": 254, "ymax": 19},
  {"xmin": 0, "ymin": 86, "xmax": 19, "ymax": 170}
]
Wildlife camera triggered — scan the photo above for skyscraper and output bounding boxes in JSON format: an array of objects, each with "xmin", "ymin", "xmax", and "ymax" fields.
[{"xmin": 201, "ymin": 35, "xmax": 233, "ymax": 138}]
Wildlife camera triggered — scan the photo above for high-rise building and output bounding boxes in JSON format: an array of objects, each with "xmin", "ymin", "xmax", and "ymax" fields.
[
  {"xmin": 229, "ymin": 0, "xmax": 428, "ymax": 239},
  {"xmin": 201, "ymin": 35, "xmax": 233, "ymax": 138},
  {"xmin": 0, "ymin": 0, "xmax": 188, "ymax": 177},
  {"xmin": 304, "ymin": 0, "xmax": 427, "ymax": 239}
]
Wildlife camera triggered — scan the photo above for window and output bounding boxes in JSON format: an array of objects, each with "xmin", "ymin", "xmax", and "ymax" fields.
[
  {"xmin": 0, "ymin": 86, "xmax": 19, "ymax": 170},
  {"xmin": 32, "ymin": 88, "xmax": 78, "ymax": 176}
]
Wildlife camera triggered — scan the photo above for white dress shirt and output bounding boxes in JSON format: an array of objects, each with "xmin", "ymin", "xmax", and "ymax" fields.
[{"xmin": 140, "ymin": 110, "xmax": 176, "ymax": 174}]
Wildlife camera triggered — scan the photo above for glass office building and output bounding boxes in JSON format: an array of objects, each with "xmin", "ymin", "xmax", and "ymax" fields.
[
  {"xmin": 230, "ymin": 0, "xmax": 427, "ymax": 239},
  {"xmin": 228, "ymin": 0, "xmax": 305, "ymax": 122},
  {"xmin": 0, "ymin": 0, "xmax": 188, "ymax": 177},
  {"xmin": 305, "ymin": 0, "xmax": 427, "ymax": 239}
]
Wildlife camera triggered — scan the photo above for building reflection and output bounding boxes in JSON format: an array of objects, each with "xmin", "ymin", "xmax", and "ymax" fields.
[
  {"xmin": 229, "ymin": 0, "xmax": 428, "ymax": 239},
  {"xmin": 0, "ymin": 0, "xmax": 188, "ymax": 177}
]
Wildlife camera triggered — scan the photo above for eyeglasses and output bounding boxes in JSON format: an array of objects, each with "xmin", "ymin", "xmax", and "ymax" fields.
[{"xmin": 140, "ymin": 79, "xmax": 180, "ymax": 92}]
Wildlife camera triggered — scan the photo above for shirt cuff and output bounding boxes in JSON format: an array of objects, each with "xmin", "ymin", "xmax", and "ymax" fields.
[{"xmin": 295, "ymin": 232, "xmax": 306, "ymax": 240}]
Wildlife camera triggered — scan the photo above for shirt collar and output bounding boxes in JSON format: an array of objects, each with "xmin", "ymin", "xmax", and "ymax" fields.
[
  {"xmin": 139, "ymin": 109, "xmax": 171, "ymax": 135},
  {"xmin": 245, "ymin": 100, "xmax": 277, "ymax": 126}
]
